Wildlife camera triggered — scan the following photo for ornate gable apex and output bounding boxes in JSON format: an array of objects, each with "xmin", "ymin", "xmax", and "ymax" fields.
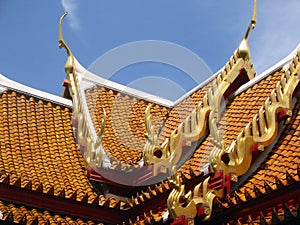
[{"xmin": 233, "ymin": 43, "xmax": 300, "ymax": 98}]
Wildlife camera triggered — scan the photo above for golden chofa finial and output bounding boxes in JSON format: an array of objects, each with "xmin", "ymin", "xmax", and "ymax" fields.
[
  {"xmin": 238, "ymin": 0, "xmax": 257, "ymax": 59},
  {"xmin": 59, "ymin": 12, "xmax": 75, "ymax": 75}
]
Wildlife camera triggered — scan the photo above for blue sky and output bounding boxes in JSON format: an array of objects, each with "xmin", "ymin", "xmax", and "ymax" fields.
[{"xmin": 1, "ymin": 1, "xmax": 300, "ymax": 100}]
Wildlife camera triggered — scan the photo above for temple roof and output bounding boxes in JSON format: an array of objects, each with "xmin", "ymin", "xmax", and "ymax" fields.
[
  {"xmin": 1, "ymin": 2, "xmax": 300, "ymax": 222},
  {"xmin": 0, "ymin": 43, "xmax": 299, "ymax": 224}
]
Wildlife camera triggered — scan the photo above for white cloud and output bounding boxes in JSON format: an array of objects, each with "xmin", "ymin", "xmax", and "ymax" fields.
[
  {"xmin": 61, "ymin": 0, "xmax": 80, "ymax": 31},
  {"xmin": 251, "ymin": 1, "xmax": 300, "ymax": 73}
]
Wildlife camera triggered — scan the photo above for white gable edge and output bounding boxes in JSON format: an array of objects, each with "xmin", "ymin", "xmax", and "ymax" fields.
[
  {"xmin": 0, "ymin": 73, "xmax": 72, "ymax": 108},
  {"xmin": 75, "ymin": 58, "xmax": 219, "ymax": 108},
  {"xmin": 75, "ymin": 58, "xmax": 174, "ymax": 108}
]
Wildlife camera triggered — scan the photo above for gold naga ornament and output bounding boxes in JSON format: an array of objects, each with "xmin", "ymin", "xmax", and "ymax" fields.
[
  {"xmin": 167, "ymin": 0, "xmax": 300, "ymax": 222},
  {"xmin": 143, "ymin": 0, "xmax": 256, "ymax": 176},
  {"xmin": 59, "ymin": 13, "xmax": 106, "ymax": 167}
]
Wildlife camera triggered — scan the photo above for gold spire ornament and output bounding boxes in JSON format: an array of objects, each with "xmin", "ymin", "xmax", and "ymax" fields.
[
  {"xmin": 58, "ymin": 13, "xmax": 106, "ymax": 168},
  {"xmin": 168, "ymin": 1, "xmax": 300, "ymax": 222},
  {"xmin": 144, "ymin": 1, "xmax": 257, "ymax": 176},
  {"xmin": 238, "ymin": 0, "xmax": 257, "ymax": 60},
  {"xmin": 167, "ymin": 0, "xmax": 261, "ymax": 222},
  {"xmin": 59, "ymin": 12, "xmax": 75, "ymax": 77}
]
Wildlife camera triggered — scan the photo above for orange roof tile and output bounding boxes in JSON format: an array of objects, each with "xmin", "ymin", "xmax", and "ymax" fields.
[
  {"xmin": 84, "ymin": 85, "xmax": 170, "ymax": 166},
  {"xmin": 0, "ymin": 90, "xmax": 96, "ymax": 201},
  {"xmin": 157, "ymin": 80, "xmax": 213, "ymax": 145},
  {"xmin": 0, "ymin": 200, "xmax": 103, "ymax": 225},
  {"xmin": 179, "ymin": 68, "xmax": 285, "ymax": 175},
  {"xmin": 235, "ymin": 97, "xmax": 300, "ymax": 198}
]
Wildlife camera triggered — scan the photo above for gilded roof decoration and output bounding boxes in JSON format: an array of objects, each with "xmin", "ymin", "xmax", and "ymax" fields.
[
  {"xmin": 144, "ymin": 0, "xmax": 257, "ymax": 179},
  {"xmin": 168, "ymin": 39, "xmax": 300, "ymax": 224}
]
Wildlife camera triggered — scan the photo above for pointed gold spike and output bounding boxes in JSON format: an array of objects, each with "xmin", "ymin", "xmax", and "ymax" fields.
[
  {"xmin": 58, "ymin": 189, "xmax": 65, "ymax": 198},
  {"xmin": 13, "ymin": 177, "xmax": 21, "ymax": 187},
  {"xmin": 35, "ymin": 183, "xmax": 43, "ymax": 193},
  {"xmin": 2, "ymin": 175, "xmax": 9, "ymax": 184},
  {"xmin": 136, "ymin": 193, "xmax": 144, "ymax": 203},
  {"xmin": 58, "ymin": 12, "xmax": 75, "ymax": 76},
  {"xmin": 245, "ymin": 0, "xmax": 257, "ymax": 40},
  {"xmin": 234, "ymin": 191, "xmax": 244, "ymax": 205},
  {"xmin": 24, "ymin": 181, "xmax": 32, "ymax": 190},
  {"xmin": 286, "ymin": 171, "xmax": 296, "ymax": 185},
  {"xmin": 244, "ymin": 190, "xmax": 252, "ymax": 201},
  {"xmin": 238, "ymin": 0, "xmax": 257, "ymax": 59},
  {"xmin": 69, "ymin": 190, "xmax": 77, "ymax": 200},
  {"xmin": 46, "ymin": 185, "xmax": 54, "ymax": 195},
  {"xmin": 275, "ymin": 177, "xmax": 284, "ymax": 189},
  {"xmin": 253, "ymin": 185, "xmax": 263, "ymax": 197},
  {"xmin": 4, "ymin": 211, "xmax": 13, "ymax": 222},
  {"xmin": 80, "ymin": 193, "xmax": 89, "ymax": 203},
  {"xmin": 59, "ymin": 12, "xmax": 72, "ymax": 57},
  {"xmin": 91, "ymin": 195, "xmax": 100, "ymax": 205},
  {"xmin": 264, "ymin": 181, "xmax": 273, "ymax": 194}
]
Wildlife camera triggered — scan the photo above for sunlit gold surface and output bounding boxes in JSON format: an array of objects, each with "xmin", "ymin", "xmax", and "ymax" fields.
[
  {"xmin": 168, "ymin": 35, "xmax": 300, "ymax": 225},
  {"xmin": 148, "ymin": 2, "xmax": 256, "ymax": 182},
  {"xmin": 59, "ymin": 13, "xmax": 106, "ymax": 167}
]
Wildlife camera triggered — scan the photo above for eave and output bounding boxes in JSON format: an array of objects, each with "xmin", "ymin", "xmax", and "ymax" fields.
[{"xmin": 0, "ymin": 182, "xmax": 124, "ymax": 224}]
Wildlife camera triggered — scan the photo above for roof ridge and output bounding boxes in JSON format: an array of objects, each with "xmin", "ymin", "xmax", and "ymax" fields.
[
  {"xmin": 0, "ymin": 73, "xmax": 72, "ymax": 107},
  {"xmin": 75, "ymin": 58, "xmax": 174, "ymax": 108}
]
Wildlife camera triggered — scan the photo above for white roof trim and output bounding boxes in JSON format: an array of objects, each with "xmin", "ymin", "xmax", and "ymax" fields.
[
  {"xmin": 74, "ymin": 58, "xmax": 218, "ymax": 108},
  {"xmin": 75, "ymin": 58, "xmax": 174, "ymax": 108},
  {"xmin": 233, "ymin": 43, "xmax": 300, "ymax": 97},
  {"xmin": 173, "ymin": 68, "xmax": 221, "ymax": 105},
  {"xmin": 0, "ymin": 73, "xmax": 72, "ymax": 107}
]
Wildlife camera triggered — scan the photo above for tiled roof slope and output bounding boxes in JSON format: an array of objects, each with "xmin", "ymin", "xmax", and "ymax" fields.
[
  {"xmin": 0, "ymin": 87, "xmax": 133, "ymax": 224},
  {"xmin": 84, "ymin": 85, "xmax": 170, "ymax": 166},
  {"xmin": 157, "ymin": 80, "xmax": 213, "ymax": 145},
  {"xmin": 235, "ymin": 96, "xmax": 300, "ymax": 200},
  {"xmin": 179, "ymin": 68, "xmax": 285, "ymax": 175},
  {"xmin": 0, "ymin": 90, "xmax": 96, "ymax": 201}
]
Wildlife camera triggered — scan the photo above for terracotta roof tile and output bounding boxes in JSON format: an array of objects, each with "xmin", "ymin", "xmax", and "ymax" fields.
[
  {"xmin": 84, "ymin": 85, "xmax": 169, "ymax": 165},
  {"xmin": 236, "ymin": 97, "xmax": 300, "ymax": 197},
  {"xmin": 0, "ymin": 90, "xmax": 97, "ymax": 202},
  {"xmin": 157, "ymin": 82, "xmax": 213, "ymax": 145},
  {"xmin": 179, "ymin": 69, "xmax": 285, "ymax": 175},
  {"xmin": 0, "ymin": 200, "xmax": 102, "ymax": 225}
]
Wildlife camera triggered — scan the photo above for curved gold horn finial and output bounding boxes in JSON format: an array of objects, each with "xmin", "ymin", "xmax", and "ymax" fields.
[
  {"xmin": 238, "ymin": 0, "xmax": 257, "ymax": 59},
  {"xmin": 59, "ymin": 12, "xmax": 71, "ymax": 55},
  {"xmin": 59, "ymin": 12, "xmax": 75, "ymax": 76},
  {"xmin": 244, "ymin": 0, "xmax": 257, "ymax": 40}
]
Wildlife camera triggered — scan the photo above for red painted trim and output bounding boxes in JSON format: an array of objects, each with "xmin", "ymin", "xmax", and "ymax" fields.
[{"xmin": 171, "ymin": 215, "xmax": 188, "ymax": 225}]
